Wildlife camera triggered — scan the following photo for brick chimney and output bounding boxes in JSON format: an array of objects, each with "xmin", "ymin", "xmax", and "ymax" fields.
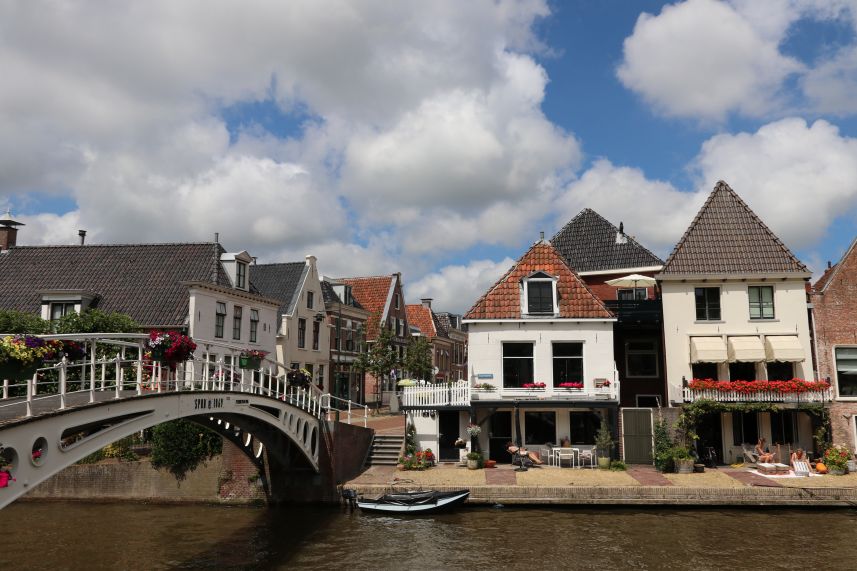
[{"xmin": 0, "ymin": 209, "xmax": 24, "ymax": 252}]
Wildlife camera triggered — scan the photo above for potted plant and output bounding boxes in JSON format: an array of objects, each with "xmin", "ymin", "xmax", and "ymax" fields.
[
  {"xmin": 595, "ymin": 418, "xmax": 614, "ymax": 469},
  {"xmin": 454, "ymin": 437, "xmax": 467, "ymax": 449},
  {"xmin": 287, "ymin": 368, "xmax": 312, "ymax": 388},
  {"xmin": 0, "ymin": 334, "xmax": 49, "ymax": 381},
  {"xmin": 823, "ymin": 444, "xmax": 850, "ymax": 475},
  {"xmin": 146, "ymin": 330, "xmax": 196, "ymax": 369},
  {"xmin": 466, "ymin": 451, "xmax": 481, "ymax": 470},
  {"xmin": 672, "ymin": 447, "xmax": 694, "ymax": 474},
  {"xmin": 239, "ymin": 349, "xmax": 267, "ymax": 370}
]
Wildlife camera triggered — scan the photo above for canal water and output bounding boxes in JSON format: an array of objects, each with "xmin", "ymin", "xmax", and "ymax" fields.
[{"xmin": 3, "ymin": 502, "xmax": 857, "ymax": 569}]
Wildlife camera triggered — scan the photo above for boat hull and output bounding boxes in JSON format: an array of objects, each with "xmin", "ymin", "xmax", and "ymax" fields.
[{"xmin": 357, "ymin": 489, "xmax": 470, "ymax": 514}]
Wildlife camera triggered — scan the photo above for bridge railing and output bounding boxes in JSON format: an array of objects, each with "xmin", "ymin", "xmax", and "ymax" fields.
[{"xmin": 0, "ymin": 334, "xmax": 347, "ymax": 421}]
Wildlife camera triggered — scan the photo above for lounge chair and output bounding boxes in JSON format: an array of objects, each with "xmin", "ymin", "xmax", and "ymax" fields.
[
  {"xmin": 741, "ymin": 445, "xmax": 759, "ymax": 466},
  {"xmin": 793, "ymin": 459, "xmax": 811, "ymax": 477}
]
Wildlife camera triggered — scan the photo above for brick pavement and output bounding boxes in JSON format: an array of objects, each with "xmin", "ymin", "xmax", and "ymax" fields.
[
  {"xmin": 627, "ymin": 465, "xmax": 673, "ymax": 486},
  {"xmin": 723, "ymin": 468, "xmax": 782, "ymax": 487}
]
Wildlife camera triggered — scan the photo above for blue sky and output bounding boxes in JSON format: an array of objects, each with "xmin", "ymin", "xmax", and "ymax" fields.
[{"xmin": 3, "ymin": 1, "xmax": 857, "ymax": 312}]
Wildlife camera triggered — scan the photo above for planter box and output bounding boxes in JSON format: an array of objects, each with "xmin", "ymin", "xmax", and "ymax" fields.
[
  {"xmin": 0, "ymin": 361, "xmax": 40, "ymax": 382},
  {"xmin": 239, "ymin": 356, "xmax": 262, "ymax": 370}
]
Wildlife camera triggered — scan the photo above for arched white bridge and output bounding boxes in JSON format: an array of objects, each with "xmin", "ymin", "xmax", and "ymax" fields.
[{"xmin": 0, "ymin": 333, "xmax": 368, "ymax": 509}]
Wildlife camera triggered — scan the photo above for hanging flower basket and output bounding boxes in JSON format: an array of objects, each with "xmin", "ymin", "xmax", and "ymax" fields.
[
  {"xmin": 0, "ymin": 335, "xmax": 49, "ymax": 380},
  {"xmin": 239, "ymin": 350, "xmax": 267, "ymax": 371},
  {"xmin": 0, "ymin": 360, "xmax": 40, "ymax": 382},
  {"xmin": 146, "ymin": 331, "xmax": 196, "ymax": 370}
]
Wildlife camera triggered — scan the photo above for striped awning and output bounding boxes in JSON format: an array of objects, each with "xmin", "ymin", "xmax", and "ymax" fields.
[
  {"xmin": 764, "ymin": 336, "xmax": 805, "ymax": 362},
  {"xmin": 728, "ymin": 336, "xmax": 765, "ymax": 363},
  {"xmin": 690, "ymin": 337, "xmax": 728, "ymax": 363}
]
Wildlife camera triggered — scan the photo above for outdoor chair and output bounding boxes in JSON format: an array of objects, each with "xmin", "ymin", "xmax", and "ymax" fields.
[
  {"xmin": 741, "ymin": 444, "xmax": 759, "ymax": 465},
  {"xmin": 793, "ymin": 459, "xmax": 811, "ymax": 477}
]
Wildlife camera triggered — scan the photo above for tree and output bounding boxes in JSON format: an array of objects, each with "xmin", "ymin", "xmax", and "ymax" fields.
[
  {"xmin": 403, "ymin": 335, "xmax": 433, "ymax": 382},
  {"xmin": 0, "ymin": 310, "xmax": 50, "ymax": 334},
  {"xmin": 55, "ymin": 309, "xmax": 139, "ymax": 333},
  {"xmin": 353, "ymin": 324, "xmax": 400, "ymax": 397},
  {"xmin": 149, "ymin": 419, "xmax": 222, "ymax": 481}
]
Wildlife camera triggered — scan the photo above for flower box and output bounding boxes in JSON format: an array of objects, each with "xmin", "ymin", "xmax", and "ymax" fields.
[
  {"xmin": 0, "ymin": 361, "xmax": 40, "ymax": 382},
  {"xmin": 239, "ymin": 355, "xmax": 262, "ymax": 370}
]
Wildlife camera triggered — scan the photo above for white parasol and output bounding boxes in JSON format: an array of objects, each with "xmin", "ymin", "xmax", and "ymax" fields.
[{"xmin": 605, "ymin": 274, "xmax": 657, "ymax": 288}]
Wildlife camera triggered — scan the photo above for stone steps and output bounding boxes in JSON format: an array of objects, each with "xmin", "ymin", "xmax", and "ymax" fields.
[{"xmin": 366, "ymin": 435, "xmax": 404, "ymax": 466}]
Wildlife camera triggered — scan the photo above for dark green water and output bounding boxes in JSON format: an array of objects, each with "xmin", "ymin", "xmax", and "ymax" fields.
[{"xmin": 3, "ymin": 502, "xmax": 857, "ymax": 569}]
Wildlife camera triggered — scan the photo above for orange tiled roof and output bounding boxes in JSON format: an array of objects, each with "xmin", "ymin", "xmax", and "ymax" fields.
[
  {"xmin": 406, "ymin": 304, "xmax": 437, "ymax": 338},
  {"xmin": 339, "ymin": 275, "xmax": 394, "ymax": 340},
  {"xmin": 465, "ymin": 241, "xmax": 613, "ymax": 320}
]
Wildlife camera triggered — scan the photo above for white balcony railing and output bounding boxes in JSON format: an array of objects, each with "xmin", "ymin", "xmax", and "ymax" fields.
[
  {"xmin": 401, "ymin": 378, "xmax": 620, "ymax": 408},
  {"xmin": 401, "ymin": 381, "xmax": 470, "ymax": 408},
  {"xmin": 682, "ymin": 386, "xmax": 834, "ymax": 403}
]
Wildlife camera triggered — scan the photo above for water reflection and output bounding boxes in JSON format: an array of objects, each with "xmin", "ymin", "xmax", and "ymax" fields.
[{"xmin": 4, "ymin": 502, "xmax": 857, "ymax": 570}]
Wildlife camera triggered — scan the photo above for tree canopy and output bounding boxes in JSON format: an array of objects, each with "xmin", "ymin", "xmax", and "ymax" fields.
[{"xmin": 403, "ymin": 335, "xmax": 433, "ymax": 381}]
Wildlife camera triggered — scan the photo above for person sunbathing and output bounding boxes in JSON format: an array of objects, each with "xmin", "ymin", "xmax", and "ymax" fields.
[
  {"xmin": 506, "ymin": 443, "xmax": 544, "ymax": 465},
  {"xmin": 755, "ymin": 438, "xmax": 776, "ymax": 463},
  {"xmin": 790, "ymin": 448, "xmax": 807, "ymax": 467}
]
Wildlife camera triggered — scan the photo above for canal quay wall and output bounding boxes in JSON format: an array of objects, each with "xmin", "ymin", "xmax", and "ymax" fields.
[
  {"xmin": 343, "ymin": 483, "xmax": 857, "ymax": 507},
  {"xmin": 23, "ymin": 440, "xmax": 266, "ymax": 505}
]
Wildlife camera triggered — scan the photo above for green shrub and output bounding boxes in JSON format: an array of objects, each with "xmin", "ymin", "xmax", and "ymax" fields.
[
  {"xmin": 150, "ymin": 420, "xmax": 222, "ymax": 481},
  {"xmin": 653, "ymin": 416, "xmax": 674, "ymax": 473},
  {"xmin": 609, "ymin": 460, "xmax": 627, "ymax": 471}
]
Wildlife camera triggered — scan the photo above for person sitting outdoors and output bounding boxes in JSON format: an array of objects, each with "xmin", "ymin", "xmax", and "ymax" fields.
[
  {"xmin": 755, "ymin": 438, "xmax": 776, "ymax": 463},
  {"xmin": 790, "ymin": 448, "xmax": 808, "ymax": 467},
  {"xmin": 506, "ymin": 442, "xmax": 544, "ymax": 465}
]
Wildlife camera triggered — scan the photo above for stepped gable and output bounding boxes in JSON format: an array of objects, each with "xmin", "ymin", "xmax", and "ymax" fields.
[
  {"xmin": 252, "ymin": 262, "xmax": 307, "ymax": 315},
  {"xmin": 406, "ymin": 304, "xmax": 438, "ymax": 338},
  {"xmin": 0, "ymin": 242, "xmax": 232, "ymax": 327},
  {"xmin": 338, "ymin": 275, "xmax": 395, "ymax": 340},
  {"xmin": 465, "ymin": 241, "xmax": 613, "ymax": 320},
  {"xmin": 551, "ymin": 208, "xmax": 663, "ymax": 272},
  {"xmin": 662, "ymin": 181, "xmax": 809, "ymax": 275}
]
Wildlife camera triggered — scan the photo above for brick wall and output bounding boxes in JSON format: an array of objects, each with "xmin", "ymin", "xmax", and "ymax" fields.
[
  {"xmin": 581, "ymin": 272, "xmax": 657, "ymax": 302},
  {"xmin": 26, "ymin": 440, "xmax": 264, "ymax": 504}
]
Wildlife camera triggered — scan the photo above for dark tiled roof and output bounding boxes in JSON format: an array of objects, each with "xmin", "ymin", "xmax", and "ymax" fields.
[
  {"xmin": 406, "ymin": 304, "xmax": 437, "ymax": 338},
  {"xmin": 0, "ymin": 242, "xmax": 230, "ymax": 327},
  {"xmin": 321, "ymin": 280, "xmax": 365, "ymax": 309},
  {"xmin": 551, "ymin": 209, "xmax": 663, "ymax": 273},
  {"xmin": 339, "ymin": 275, "xmax": 395, "ymax": 340},
  {"xmin": 662, "ymin": 181, "xmax": 809, "ymax": 275},
  {"xmin": 465, "ymin": 241, "xmax": 613, "ymax": 320},
  {"xmin": 435, "ymin": 312, "xmax": 466, "ymax": 334},
  {"xmin": 252, "ymin": 262, "xmax": 307, "ymax": 315}
]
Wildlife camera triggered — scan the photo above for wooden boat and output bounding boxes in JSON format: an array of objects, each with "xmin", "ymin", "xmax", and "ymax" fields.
[{"xmin": 355, "ymin": 489, "xmax": 470, "ymax": 514}]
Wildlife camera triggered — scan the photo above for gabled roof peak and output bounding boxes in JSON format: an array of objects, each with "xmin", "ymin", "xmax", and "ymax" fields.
[{"xmin": 661, "ymin": 181, "xmax": 808, "ymax": 275}]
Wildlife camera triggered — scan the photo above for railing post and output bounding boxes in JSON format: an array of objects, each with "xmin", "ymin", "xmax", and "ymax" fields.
[
  {"xmin": 89, "ymin": 339, "xmax": 97, "ymax": 403},
  {"xmin": 2, "ymin": 378, "xmax": 7, "ymax": 400},
  {"xmin": 347, "ymin": 400, "xmax": 352, "ymax": 425},
  {"xmin": 157, "ymin": 364, "xmax": 163, "ymax": 393},
  {"xmin": 59, "ymin": 357, "xmax": 67, "ymax": 410},
  {"xmin": 136, "ymin": 341, "xmax": 144, "ymax": 396},
  {"xmin": 26, "ymin": 372, "xmax": 34, "ymax": 417},
  {"xmin": 114, "ymin": 354, "xmax": 122, "ymax": 399}
]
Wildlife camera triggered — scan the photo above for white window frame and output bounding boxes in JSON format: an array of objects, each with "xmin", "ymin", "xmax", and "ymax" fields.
[
  {"xmin": 833, "ymin": 345, "xmax": 857, "ymax": 401},
  {"xmin": 521, "ymin": 271, "xmax": 559, "ymax": 317},
  {"xmin": 236, "ymin": 262, "xmax": 247, "ymax": 290},
  {"xmin": 618, "ymin": 288, "xmax": 647, "ymax": 301},
  {"xmin": 748, "ymin": 284, "xmax": 775, "ymax": 320}
]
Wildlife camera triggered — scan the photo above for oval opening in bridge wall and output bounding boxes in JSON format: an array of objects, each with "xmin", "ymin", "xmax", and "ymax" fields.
[{"xmin": 31, "ymin": 437, "xmax": 47, "ymax": 467}]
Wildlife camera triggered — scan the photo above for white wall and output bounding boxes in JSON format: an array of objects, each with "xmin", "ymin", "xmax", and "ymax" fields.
[
  {"xmin": 466, "ymin": 320, "xmax": 616, "ymax": 394},
  {"xmin": 661, "ymin": 279, "xmax": 812, "ymax": 402}
]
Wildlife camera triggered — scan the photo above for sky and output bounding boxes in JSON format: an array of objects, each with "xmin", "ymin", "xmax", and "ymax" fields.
[{"xmin": 4, "ymin": 0, "xmax": 857, "ymax": 314}]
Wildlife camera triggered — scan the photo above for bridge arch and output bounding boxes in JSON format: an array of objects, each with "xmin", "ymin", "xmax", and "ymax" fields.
[{"xmin": 0, "ymin": 392, "xmax": 322, "ymax": 509}]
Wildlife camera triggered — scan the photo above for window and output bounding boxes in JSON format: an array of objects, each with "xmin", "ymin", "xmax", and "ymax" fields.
[
  {"xmin": 618, "ymin": 288, "xmax": 647, "ymax": 301},
  {"xmin": 249, "ymin": 309, "xmax": 259, "ymax": 343},
  {"xmin": 835, "ymin": 347, "xmax": 857, "ymax": 397},
  {"xmin": 318, "ymin": 364, "xmax": 325, "ymax": 387},
  {"xmin": 236, "ymin": 262, "xmax": 247, "ymax": 289},
  {"xmin": 569, "ymin": 411, "xmax": 600, "ymax": 445},
  {"xmin": 770, "ymin": 411, "xmax": 797, "ymax": 444},
  {"xmin": 524, "ymin": 412, "xmax": 556, "ymax": 445},
  {"xmin": 729, "ymin": 361, "xmax": 756, "ymax": 381},
  {"xmin": 525, "ymin": 273, "xmax": 555, "ymax": 314},
  {"xmin": 49, "ymin": 302, "xmax": 76, "ymax": 322},
  {"xmin": 502, "ymin": 342, "xmax": 533, "ymax": 388},
  {"xmin": 695, "ymin": 287, "xmax": 721, "ymax": 321},
  {"xmin": 691, "ymin": 362, "xmax": 718, "ymax": 380},
  {"xmin": 748, "ymin": 286, "xmax": 774, "ymax": 319},
  {"xmin": 232, "ymin": 306, "xmax": 242, "ymax": 340},
  {"xmin": 307, "ymin": 291, "xmax": 314, "ymax": 309},
  {"xmin": 626, "ymin": 340, "xmax": 659, "ymax": 378},
  {"xmin": 766, "ymin": 361, "xmax": 793, "ymax": 381},
  {"xmin": 732, "ymin": 412, "xmax": 759, "ymax": 446},
  {"xmin": 553, "ymin": 342, "xmax": 583, "ymax": 386},
  {"xmin": 312, "ymin": 320, "xmax": 320, "ymax": 350},
  {"xmin": 394, "ymin": 293, "xmax": 400, "ymax": 309},
  {"xmin": 298, "ymin": 318, "xmax": 306, "ymax": 349},
  {"xmin": 215, "ymin": 302, "xmax": 226, "ymax": 338}
]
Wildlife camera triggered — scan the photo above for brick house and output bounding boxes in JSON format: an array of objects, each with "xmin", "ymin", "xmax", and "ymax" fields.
[
  {"xmin": 322, "ymin": 279, "xmax": 370, "ymax": 403},
  {"xmin": 405, "ymin": 299, "xmax": 462, "ymax": 382},
  {"xmin": 435, "ymin": 311, "xmax": 468, "ymax": 382},
  {"xmin": 659, "ymin": 181, "xmax": 823, "ymax": 464},
  {"xmin": 811, "ymin": 237, "xmax": 857, "ymax": 451},
  {"xmin": 338, "ymin": 273, "xmax": 410, "ymax": 406},
  {"xmin": 552, "ymin": 209, "xmax": 666, "ymax": 408}
]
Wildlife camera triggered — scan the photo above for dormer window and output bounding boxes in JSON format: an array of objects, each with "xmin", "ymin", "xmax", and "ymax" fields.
[
  {"xmin": 522, "ymin": 271, "xmax": 558, "ymax": 316},
  {"xmin": 236, "ymin": 262, "xmax": 247, "ymax": 289}
]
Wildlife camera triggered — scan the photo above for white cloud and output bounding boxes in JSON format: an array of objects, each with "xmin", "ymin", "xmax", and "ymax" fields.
[
  {"xmin": 407, "ymin": 257, "xmax": 516, "ymax": 315},
  {"xmin": 558, "ymin": 118, "xmax": 857, "ymax": 258},
  {"xmin": 617, "ymin": 0, "xmax": 803, "ymax": 120}
]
